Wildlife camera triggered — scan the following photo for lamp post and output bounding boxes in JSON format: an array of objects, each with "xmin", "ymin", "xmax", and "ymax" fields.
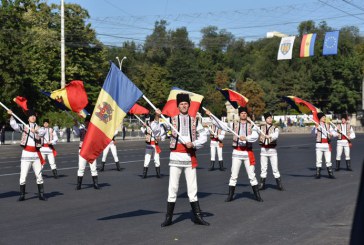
[{"xmin": 116, "ymin": 56, "xmax": 127, "ymax": 71}]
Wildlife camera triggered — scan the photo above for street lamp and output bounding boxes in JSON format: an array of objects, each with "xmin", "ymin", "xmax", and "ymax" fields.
[
  {"xmin": 116, "ymin": 56, "xmax": 127, "ymax": 71},
  {"xmin": 266, "ymin": 31, "xmax": 288, "ymax": 38}
]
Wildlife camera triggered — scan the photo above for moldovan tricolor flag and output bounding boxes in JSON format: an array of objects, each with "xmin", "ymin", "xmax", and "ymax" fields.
[
  {"xmin": 129, "ymin": 103, "xmax": 149, "ymax": 115},
  {"xmin": 277, "ymin": 36, "xmax": 296, "ymax": 60},
  {"xmin": 80, "ymin": 63, "xmax": 143, "ymax": 162},
  {"xmin": 13, "ymin": 96, "xmax": 29, "ymax": 112},
  {"xmin": 162, "ymin": 87, "xmax": 203, "ymax": 117},
  {"xmin": 300, "ymin": 33, "xmax": 317, "ymax": 57},
  {"xmin": 216, "ymin": 88, "xmax": 248, "ymax": 109},
  {"xmin": 282, "ymin": 96, "xmax": 321, "ymax": 123},
  {"xmin": 50, "ymin": 80, "xmax": 88, "ymax": 115}
]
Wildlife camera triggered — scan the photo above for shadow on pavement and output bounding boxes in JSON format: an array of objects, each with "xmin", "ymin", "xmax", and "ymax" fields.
[{"xmin": 98, "ymin": 209, "xmax": 161, "ymax": 221}]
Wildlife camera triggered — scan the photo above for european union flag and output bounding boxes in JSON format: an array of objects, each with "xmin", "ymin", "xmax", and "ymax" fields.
[{"xmin": 323, "ymin": 31, "xmax": 339, "ymax": 56}]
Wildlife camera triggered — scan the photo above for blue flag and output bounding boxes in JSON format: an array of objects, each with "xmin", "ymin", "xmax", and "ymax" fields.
[{"xmin": 323, "ymin": 31, "xmax": 339, "ymax": 55}]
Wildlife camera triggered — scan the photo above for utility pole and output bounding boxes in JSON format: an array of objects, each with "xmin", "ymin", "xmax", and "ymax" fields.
[{"xmin": 61, "ymin": 0, "xmax": 66, "ymax": 88}]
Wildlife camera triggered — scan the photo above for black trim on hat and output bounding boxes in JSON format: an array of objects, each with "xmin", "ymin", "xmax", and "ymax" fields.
[
  {"xmin": 263, "ymin": 112, "xmax": 272, "ymax": 120},
  {"xmin": 318, "ymin": 112, "xmax": 325, "ymax": 120},
  {"xmin": 176, "ymin": 93, "xmax": 190, "ymax": 105},
  {"xmin": 238, "ymin": 107, "xmax": 248, "ymax": 114}
]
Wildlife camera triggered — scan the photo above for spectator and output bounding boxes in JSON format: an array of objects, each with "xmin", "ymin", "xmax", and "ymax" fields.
[
  {"xmin": 66, "ymin": 127, "xmax": 71, "ymax": 142},
  {"xmin": 0, "ymin": 125, "xmax": 5, "ymax": 145},
  {"xmin": 122, "ymin": 125, "xmax": 126, "ymax": 140}
]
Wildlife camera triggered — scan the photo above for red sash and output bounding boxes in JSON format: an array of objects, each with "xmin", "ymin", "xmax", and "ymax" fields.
[
  {"xmin": 211, "ymin": 138, "xmax": 219, "ymax": 142},
  {"xmin": 321, "ymin": 139, "xmax": 332, "ymax": 152},
  {"xmin": 341, "ymin": 135, "xmax": 353, "ymax": 148},
  {"xmin": 24, "ymin": 146, "xmax": 46, "ymax": 165},
  {"xmin": 149, "ymin": 141, "xmax": 161, "ymax": 154},
  {"xmin": 43, "ymin": 144, "xmax": 58, "ymax": 157},
  {"xmin": 171, "ymin": 143, "xmax": 198, "ymax": 168},
  {"xmin": 234, "ymin": 146, "xmax": 255, "ymax": 165}
]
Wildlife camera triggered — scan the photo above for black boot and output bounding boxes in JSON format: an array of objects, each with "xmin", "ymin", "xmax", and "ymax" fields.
[
  {"xmin": 218, "ymin": 161, "xmax": 225, "ymax": 171},
  {"xmin": 161, "ymin": 202, "xmax": 175, "ymax": 227},
  {"xmin": 327, "ymin": 166, "xmax": 335, "ymax": 179},
  {"xmin": 259, "ymin": 178, "xmax": 266, "ymax": 190},
  {"xmin": 155, "ymin": 167, "xmax": 161, "ymax": 178},
  {"xmin": 92, "ymin": 176, "xmax": 100, "ymax": 189},
  {"xmin": 252, "ymin": 185, "xmax": 263, "ymax": 202},
  {"xmin": 115, "ymin": 161, "xmax": 121, "ymax": 171},
  {"xmin": 315, "ymin": 167, "xmax": 321, "ymax": 179},
  {"xmin": 76, "ymin": 176, "xmax": 83, "ymax": 190},
  {"xmin": 37, "ymin": 184, "xmax": 46, "ymax": 201},
  {"xmin": 275, "ymin": 177, "xmax": 284, "ymax": 191},
  {"xmin": 190, "ymin": 201, "xmax": 210, "ymax": 226},
  {"xmin": 335, "ymin": 160, "xmax": 340, "ymax": 171},
  {"xmin": 52, "ymin": 169, "xmax": 58, "ymax": 179},
  {"xmin": 142, "ymin": 167, "xmax": 148, "ymax": 178},
  {"xmin": 99, "ymin": 162, "xmax": 105, "ymax": 172},
  {"xmin": 225, "ymin": 186, "xmax": 235, "ymax": 202},
  {"xmin": 18, "ymin": 185, "xmax": 25, "ymax": 201},
  {"xmin": 209, "ymin": 161, "xmax": 215, "ymax": 171},
  {"xmin": 346, "ymin": 160, "xmax": 352, "ymax": 171}
]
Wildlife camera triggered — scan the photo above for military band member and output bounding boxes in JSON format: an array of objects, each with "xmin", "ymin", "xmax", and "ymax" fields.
[
  {"xmin": 40, "ymin": 119, "xmax": 59, "ymax": 178},
  {"xmin": 208, "ymin": 123, "xmax": 225, "ymax": 171},
  {"xmin": 258, "ymin": 112, "xmax": 283, "ymax": 191},
  {"xmin": 73, "ymin": 116, "xmax": 99, "ymax": 190},
  {"xmin": 160, "ymin": 93, "xmax": 210, "ymax": 227},
  {"xmin": 335, "ymin": 113, "xmax": 355, "ymax": 171},
  {"xmin": 141, "ymin": 113, "xmax": 165, "ymax": 178},
  {"xmin": 100, "ymin": 131, "xmax": 120, "ymax": 171},
  {"xmin": 8, "ymin": 109, "xmax": 46, "ymax": 201},
  {"xmin": 207, "ymin": 107, "xmax": 263, "ymax": 202},
  {"xmin": 312, "ymin": 112, "xmax": 337, "ymax": 179}
]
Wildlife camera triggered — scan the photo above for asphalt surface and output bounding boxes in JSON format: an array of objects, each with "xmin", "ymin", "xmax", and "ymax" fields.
[{"xmin": 0, "ymin": 134, "xmax": 363, "ymax": 245}]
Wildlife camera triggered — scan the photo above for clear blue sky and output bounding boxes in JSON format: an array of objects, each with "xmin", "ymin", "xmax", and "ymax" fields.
[{"xmin": 48, "ymin": 0, "xmax": 364, "ymax": 46}]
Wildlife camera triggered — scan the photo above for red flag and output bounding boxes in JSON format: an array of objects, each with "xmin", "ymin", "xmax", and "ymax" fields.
[
  {"xmin": 162, "ymin": 87, "xmax": 204, "ymax": 117},
  {"xmin": 129, "ymin": 103, "xmax": 149, "ymax": 115},
  {"xmin": 13, "ymin": 96, "xmax": 29, "ymax": 112},
  {"xmin": 282, "ymin": 96, "xmax": 321, "ymax": 123},
  {"xmin": 50, "ymin": 80, "xmax": 88, "ymax": 114},
  {"xmin": 217, "ymin": 88, "xmax": 249, "ymax": 109}
]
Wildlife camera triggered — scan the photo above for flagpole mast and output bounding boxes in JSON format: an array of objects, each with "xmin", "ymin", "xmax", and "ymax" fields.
[
  {"xmin": 0, "ymin": 102, "xmax": 27, "ymax": 126},
  {"xmin": 142, "ymin": 95, "xmax": 186, "ymax": 143},
  {"xmin": 60, "ymin": 0, "xmax": 66, "ymax": 88},
  {"xmin": 201, "ymin": 107, "xmax": 239, "ymax": 137}
]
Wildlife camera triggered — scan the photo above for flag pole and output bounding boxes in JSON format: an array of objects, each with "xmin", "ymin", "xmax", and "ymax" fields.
[
  {"xmin": 0, "ymin": 102, "xmax": 27, "ymax": 126},
  {"xmin": 201, "ymin": 107, "xmax": 239, "ymax": 137},
  {"xmin": 329, "ymin": 121, "xmax": 350, "ymax": 142},
  {"xmin": 133, "ymin": 114, "xmax": 155, "ymax": 137},
  {"xmin": 246, "ymin": 118, "xmax": 267, "ymax": 137},
  {"xmin": 142, "ymin": 95, "xmax": 186, "ymax": 144}
]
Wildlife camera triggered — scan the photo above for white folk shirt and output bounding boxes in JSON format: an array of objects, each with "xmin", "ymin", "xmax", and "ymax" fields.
[
  {"xmin": 10, "ymin": 117, "xmax": 45, "ymax": 161},
  {"xmin": 337, "ymin": 123, "xmax": 355, "ymax": 147},
  {"xmin": 40, "ymin": 127, "xmax": 58, "ymax": 154},
  {"xmin": 209, "ymin": 125, "xmax": 225, "ymax": 147},
  {"xmin": 232, "ymin": 122, "xmax": 259, "ymax": 160},
  {"xmin": 261, "ymin": 125, "xmax": 279, "ymax": 156},
  {"xmin": 169, "ymin": 114, "xmax": 207, "ymax": 167},
  {"xmin": 311, "ymin": 123, "xmax": 337, "ymax": 150}
]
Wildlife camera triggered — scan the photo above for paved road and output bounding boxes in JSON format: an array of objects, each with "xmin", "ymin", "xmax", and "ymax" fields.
[{"xmin": 0, "ymin": 134, "xmax": 363, "ymax": 245}]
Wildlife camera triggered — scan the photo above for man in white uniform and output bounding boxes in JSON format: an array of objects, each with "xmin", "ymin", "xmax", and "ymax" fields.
[
  {"xmin": 335, "ymin": 113, "xmax": 355, "ymax": 171},
  {"xmin": 8, "ymin": 109, "xmax": 46, "ymax": 201},
  {"xmin": 258, "ymin": 112, "xmax": 283, "ymax": 191},
  {"xmin": 159, "ymin": 93, "xmax": 210, "ymax": 227},
  {"xmin": 208, "ymin": 123, "xmax": 225, "ymax": 171},
  {"xmin": 312, "ymin": 112, "xmax": 337, "ymax": 179},
  {"xmin": 73, "ymin": 116, "xmax": 99, "ymax": 190},
  {"xmin": 40, "ymin": 119, "xmax": 59, "ymax": 178},
  {"xmin": 141, "ymin": 113, "xmax": 165, "ymax": 178},
  {"xmin": 100, "ymin": 131, "xmax": 120, "ymax": 171}
]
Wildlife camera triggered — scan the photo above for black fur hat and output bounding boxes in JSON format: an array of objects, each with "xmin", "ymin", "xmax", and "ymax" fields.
[
  {"xmin": 238, "ymin": 107, "xmax": 248, "ymax": 114},
  {"xmin": 176, "ymin": 93, "xmax": 190, "ymax": 106}
]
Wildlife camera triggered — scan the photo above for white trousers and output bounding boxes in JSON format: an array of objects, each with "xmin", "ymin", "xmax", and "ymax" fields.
[
  {"xmin": 316, "ymin": 148, "xmax": 332, "ymax": 167},
  {"xmin": 41, "ymin": 153, "xmax": 56, "ymax": 170},
  {"xmin": 336, "ymin": 145, "xmax": 350, "ymax": 160},
  {"xmin": 77, "ymin": 151, "xmax": 97, "ymax": 177},
  {"xmin": 20, "ymin": 160, "xmax": 43, "ymax": 185},
  {"xmin": 102, "ymin": 144, "xmax": 119, "ymax": 162},
  {"xmin": 229, "ymin": 157, "xmax": 258, "ymax": 186},
  {"xmin": 144, "ymin": 145, "xmax": 160, "ymax": 167},
  {"xmin": 260, "ymin": 149, "xmax": 280, "ymax": 178},
  {"xmin": 167, "ymin": 166, "xmax": 198, "ymax": 202},
  {"xmin": 210, "ymin": 145, "xmax": 223, "ymax": 161}
]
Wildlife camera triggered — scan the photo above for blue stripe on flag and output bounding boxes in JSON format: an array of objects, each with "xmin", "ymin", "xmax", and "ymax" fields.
[{"xmin": 102, "ymin": 63, "xmax": 143, "ymax": 113}]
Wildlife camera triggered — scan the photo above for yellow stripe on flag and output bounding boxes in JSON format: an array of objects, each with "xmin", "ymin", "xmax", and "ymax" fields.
[
  {"xmin": 50, "ymin": 89, "xmax": 71, "ymax": 110},
  {"xmin": 303, "ymin": 34, "xmax": 313, "ymax": 57},
  {"xmin": 167, "ymin": 89, "xmax": 204, "ymax": 102},
  {"xmin": 90, "ymin": 89, "xmax": 126, "ymax": 139}
]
